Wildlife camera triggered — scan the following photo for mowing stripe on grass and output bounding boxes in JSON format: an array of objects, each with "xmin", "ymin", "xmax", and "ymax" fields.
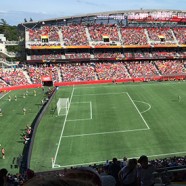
[
  {"xmin": 90, "ymin": 101, "xmax": 92, "ymax": 119},
  {"xmin": 53, "ymin": 86, "xmax": 75, "ymax": 167},
  {"xmin": 62, "ymin": 128, "xmax": 149, "ymax": 138},
  {"xmin": 126, "ymin": 92, "xmax": 150, "ymax": 129}
]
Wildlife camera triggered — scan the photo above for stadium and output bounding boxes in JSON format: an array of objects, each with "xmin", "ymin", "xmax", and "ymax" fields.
[{"xmin": 0, "ymin": 8, "xmax": 186, "ymax": 185}]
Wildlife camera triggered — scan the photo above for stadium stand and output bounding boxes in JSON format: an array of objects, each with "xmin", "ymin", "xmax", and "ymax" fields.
[
  {"xmin": 155, "ymin": 60, "xmax": 186, "ymax": 75},
  {"xmin": 0, "ymin": 68, "xmax": 30, "ymax": 86},
  {"xmin": 27, "ymin": 64, "xmax": 60, "ymax": 84},
  {"xmin": 172, "ymin": 27, "xmax": 186, "ymax": 45},
  {"xmin": 61, "ymin": 24, "xmax": 89, "ymax": 46},
  {"xmin": 88, "ymin": 24, "xmax": 119, "ymax": 42},
  {"xmin": 95, "ymin": 62, "xmax": 130, "ymax": 80},
  {"xmin": 125, "ymin": 61, "xmax": 160, "ymax": 77},
  {"xmin": 60, "ymin": 63, "xmax": 96, "ymax": 82},
  {"xmin": 1, "ymin": 9, "xmax": 186, "ymax": 186},
  {"xmin": 121, "ymin": 27, "xmax": 148, "ymax": 45}
]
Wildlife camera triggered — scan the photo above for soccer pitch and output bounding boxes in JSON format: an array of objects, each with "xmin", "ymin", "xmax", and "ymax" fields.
[
  {"xmin": 1, "ymin": 82, "xmax": 186, "ymax": 173},
  {"xmin": 30, "ymin": 82, "xmax": 186, "ymax": 172}
]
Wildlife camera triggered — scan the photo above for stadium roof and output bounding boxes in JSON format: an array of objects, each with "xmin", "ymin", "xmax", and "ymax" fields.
[{"xmin": 20, "ymin": 9, "xmax": 186, "ymax": 25}]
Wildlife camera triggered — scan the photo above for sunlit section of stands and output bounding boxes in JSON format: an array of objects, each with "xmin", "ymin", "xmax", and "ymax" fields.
[
  {"xmin": 121, "ymin": 28, "xmax": 148, "ymax": 46},
  {"xmin": 96, "ymin": 62, "xmax": 130, "ymax": 80},
  {"xmin": 60, "ymin": 63, "xmax": 96, "ymax": 82},
  {"xmin": 125, "ymin": 61, "xmax": 160, "ymax": 77},
  {"xmin": 155, "ymin": 60, "xmax": 186, "ymax": 75}
]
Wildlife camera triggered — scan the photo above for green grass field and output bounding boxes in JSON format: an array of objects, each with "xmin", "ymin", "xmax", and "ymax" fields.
[
  {"xmin": 0, "ymin": 88, "xmax": 45, "ymax": 173},
  {"xmin": 1, "ymin": 82, "xmax": 186, "ymax": 173}
]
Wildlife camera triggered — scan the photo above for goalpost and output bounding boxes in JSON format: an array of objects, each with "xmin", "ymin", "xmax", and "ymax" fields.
[{"xmin": 57, "ymin": 98, "xmax": 69, "ymax": 116}]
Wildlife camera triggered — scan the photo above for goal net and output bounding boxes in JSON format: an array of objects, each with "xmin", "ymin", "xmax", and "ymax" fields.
[{"xmin": 57, "ymin": 98, "xmax": 69, "ymax": 116}]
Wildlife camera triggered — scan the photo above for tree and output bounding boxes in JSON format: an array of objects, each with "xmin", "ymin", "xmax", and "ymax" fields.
[{"xmin": 0, "ymin": 19, "xmax": 9, "ymax": 26}]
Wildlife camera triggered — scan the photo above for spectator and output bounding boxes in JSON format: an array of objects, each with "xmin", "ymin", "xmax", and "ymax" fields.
[
  {"xmin": 0, "ymin": 168, "xmax": 8, "ymax": 186},
  {"xmin": 108, "ymin": 158, "xmax": 121, "ymax": 185},
  {"xmin": 137, "ymin": 155, "xmax": 155, "ymax": 186},
  {"xmin": 118, "ymin": 158, "xmax": 138, "ymax": 186}
]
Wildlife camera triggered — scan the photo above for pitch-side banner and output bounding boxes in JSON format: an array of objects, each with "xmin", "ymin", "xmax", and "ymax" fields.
[{"xmin": 41, "ymin": 76, "xmax": 52, "ymax": 82}]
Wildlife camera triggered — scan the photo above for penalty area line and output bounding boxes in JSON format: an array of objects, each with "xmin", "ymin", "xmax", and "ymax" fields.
[
  {"xmin": 126, "ymin": 92, "xmax": 150, "ymax": 129},
  {"xmin": 53, "ymin": 85, "xmax": 75, "ymax": 166},
  {"xmin": 62, "ymin": 128, "xmax": 149, "ymax": 138}
]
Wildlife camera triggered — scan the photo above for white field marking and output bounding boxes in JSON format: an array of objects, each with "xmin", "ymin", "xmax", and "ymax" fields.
[
  {"xmin": 73, "ymin": 81, "xmax": 186, "ymax": 89},
  {"xmin": 53, "ymin": 86, "xmax": 75, "ymax": 166},
  {"xmin": 67, "ymin": 118, "xmax": 92, "ymax": 122},
  {"xmin": 71, "ymin": 102, "xmax": 90, "ymax": 104},
  {"xmin": 126, "ymin": 92, "xmax": 150, "ymax": 129},
  {"xmin": 90, "ymin": 101, "xmax": 92, "ymax": 119},
  {"xmin": 0, "ymin": 91, "xmax": 10, "ymax": 100},
  {"xmin": 62, "ymin": 128, "xmax": 149, "ymax": 138},
  {"xmin": 53, "ymin": 164, "xmax": 61, "ymax": 168},
  {"xmin": 66, "ymin": 101, "xmax": 92, "ymax": 122},
  {"xmin": 133, "ymin": 100, "xmax": 152, "ymax": 114},
  {"xmin": 51, "ymin": 150, "xmax": 186, "ymax": 169},
  {"xmin": 73, "ymin": 92, "xmax": 126, "ymax": 97}
]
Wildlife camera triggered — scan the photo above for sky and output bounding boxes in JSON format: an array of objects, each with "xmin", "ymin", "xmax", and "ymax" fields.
[{"xmin": 0, "ymin": 0, "xmax": 186, "ymax": 25}]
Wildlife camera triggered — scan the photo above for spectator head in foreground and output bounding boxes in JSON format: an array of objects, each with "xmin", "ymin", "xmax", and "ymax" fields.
[
  {"xmin": 23, "ymin": 167, "xmax": 102, "ymax": 186},
  {"xmin": 138, "ymin": 155, "xmax": 148, "ymax": 168}
]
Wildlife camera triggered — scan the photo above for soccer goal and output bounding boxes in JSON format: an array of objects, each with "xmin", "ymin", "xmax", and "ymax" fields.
[{"xmin": 57, "ymin": 98, "xmax": 69, "ymax": 116}]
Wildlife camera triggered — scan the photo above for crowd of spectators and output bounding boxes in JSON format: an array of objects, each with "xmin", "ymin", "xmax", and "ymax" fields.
[
  {"xmin": 121, "ymin": 28, "xmax": 148, "ymax": 45},
  {"xmin": 0, "ymin": 80, "xmax": 8, "ymax": 88},
  {"xmin": 155, "ymin": 60, "xmax": 186, "ymax": 75},
  {"xmin": 0, "ymin": 68, "xmax": 30, "ymax": 86},
  {"xmin": 125, "ymin": 61, "xmax": 160, "ymax": 78},
  {"xmin": 95, "ymin": 62, "xmax": 130, "ymax": 80},
  {"xmin": 1, "ymin": 60, "xmax": 186, "ymax": 86},
  {"xmin": 151, "ymin": 50, "xmax": 178, "ymax": 58},
  {"xmin": 147, "ymin": 28, "xmax": 175, "ymax": 44},
  {"xmin": 1, "ymin": 155, "xmax": 186, "ymax": 186},
  {"xmin": 29, "ymin": 49, "xmax": 186, "ymax": 61},
  {"xmin": 65, "ymin": 52, "xmax": 91, "ymax": 59},
  {"xmin": 125, "ymin": 61, "xmax": 159, "ymax": 78},
  {"xmin": 133, "ymin": 50, "xmax": 152, "ymax": 58},
  {"xmin": 30, "ymin": 53, "xmax": 62, "ymax": 60},
  {"xmin": 88, "ymin": 24, "xmax": 119, "ymax": 42},
  {"xmin": 61, "ymin": 25, "xmax": 89, "ymax": 46},
  {"xmin": 27, "ymin": 24, "xmax": 186, "ymax": 47},
  {"xmin": 27, "ymin": 64, "xmax": 60, "ymax": 84},
  {"xmin": 60, "ymin": 63, "xmax": 96, "ymax": 82},
  {"xmin": 178, "ymin": 50, "xmax": 186, "ymax": 57},
  {"xmin": 94, "ymin": 52, "xmax": 123, "ymax": 59},
  {"xmin": 172, "ymin": 27, "xmax": 186, "ymax": 45},
  {"xmin": 29, "ymin": 26, "xmax": 60, "ymax": 42}
]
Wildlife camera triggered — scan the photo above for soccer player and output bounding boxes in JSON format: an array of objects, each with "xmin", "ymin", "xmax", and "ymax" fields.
[
  {"xmin": 25, "ymin": 90, "xmax": 28, "ymax": 96},
  {"xmin": 14, "ymin": 95, "xmax": 17, "ymax": 101},
  {"xmin": 34, "ymin": 90, "xmax": 36, "ymax": 96},
  {"xmin": 23, "ymin": 107, "xmax": 26, "ymax": 115},
  {"xmin": 23, "ymin": 93, "xmax": 26, "ymax": 99},
  {"xmin": 0, "ymin": 108, "xmax": 2, "ymax": 116},
  {"xmin": 1, "ymin": 148, "xmax": 5, "ymax": 159},
  {"xmin": 178, "ymin": 95, "xmax": 181, "ymax": 102},
  {"xmin": 8, "ymin": 95, "xmax": 11, "ymax": 101}
]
